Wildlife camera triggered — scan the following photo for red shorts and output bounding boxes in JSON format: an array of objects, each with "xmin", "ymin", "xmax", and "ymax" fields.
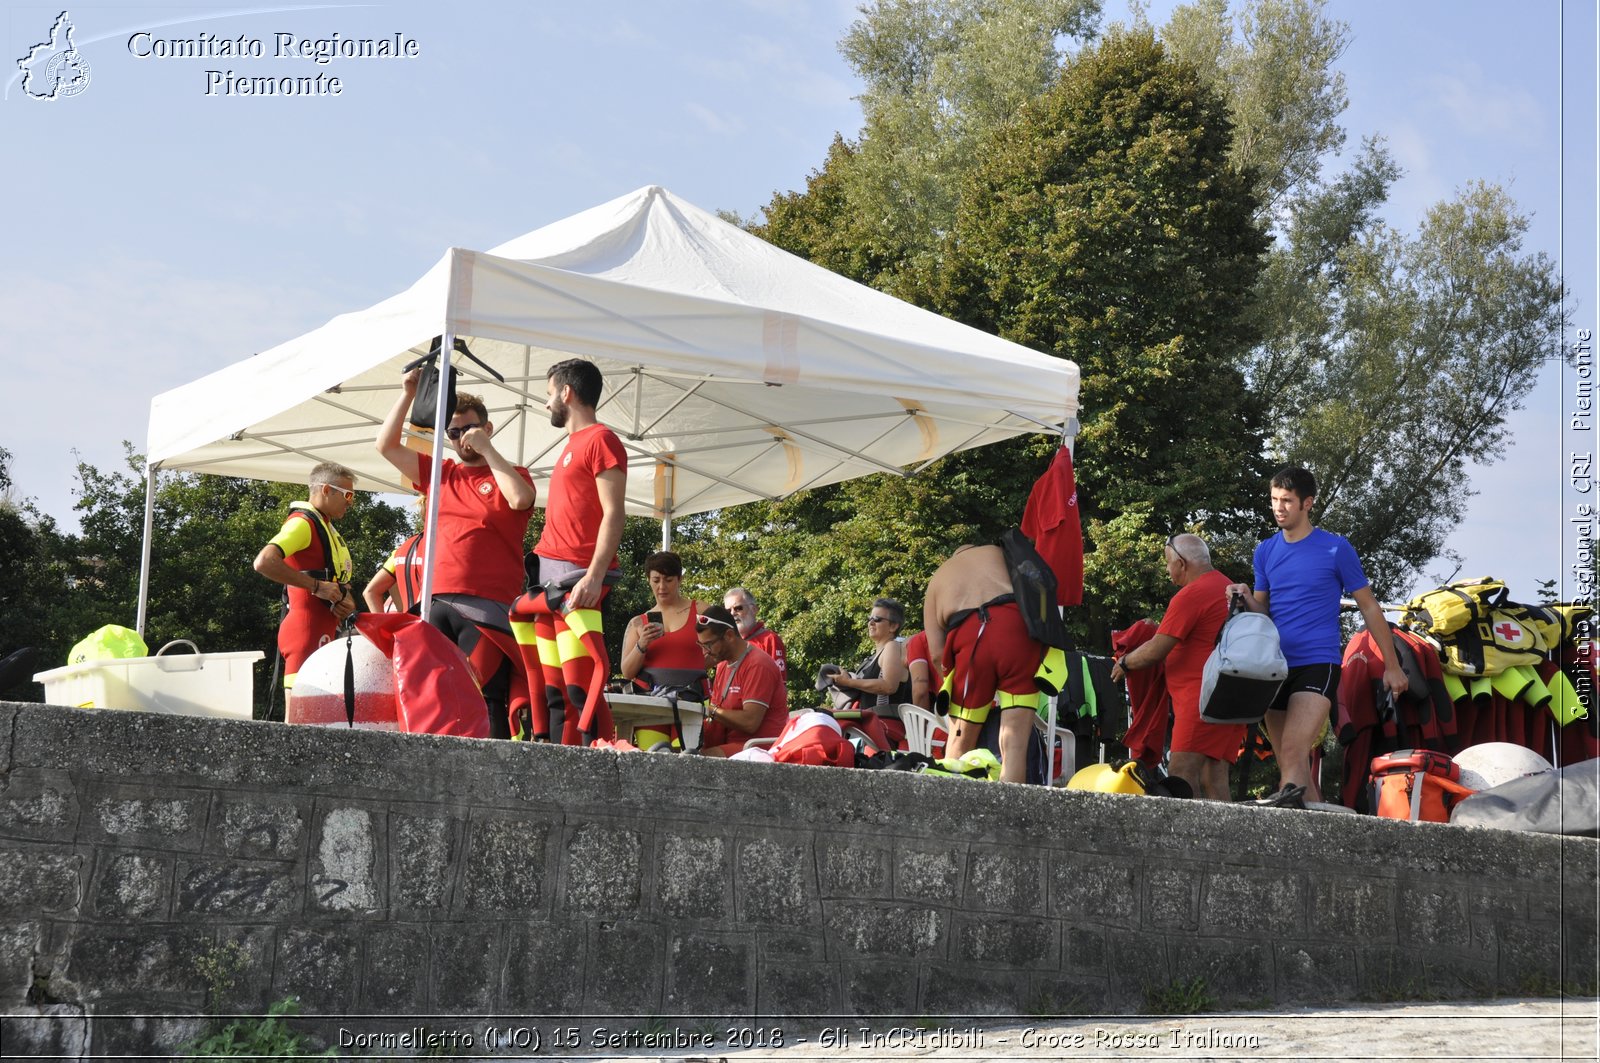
[
  {"xmin": 1170, "ymin": 701, "xmax": 1245, "ymax": 762},
  {"xmin": 941, "ymin": 602, "xmax": 1045, "ymax": 723}
]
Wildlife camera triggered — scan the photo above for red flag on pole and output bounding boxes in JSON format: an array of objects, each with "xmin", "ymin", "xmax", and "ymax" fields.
[{"xmin": 1021, "ymin": 446, "xmax": 1084, "ymax": 606}]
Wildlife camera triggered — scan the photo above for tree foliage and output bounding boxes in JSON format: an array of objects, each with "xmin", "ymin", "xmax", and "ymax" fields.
[
  {"xmin": 1155, "ymin": 0, "xmax": 1349, "ymax": 211},
  {"xmin": 754, "ymin": 0, "xmax": 1101, "ymax": 292},
  {"xmin": 1255, "ymin": 176, "xmax": 1567, "ymax": 592},
  {"xmin": 929, "ymin": 27, "xmax": 1270, "ymax": 629},
  {"xmin": 726, "ymin": 27, "xmax": 1271, "ymax": 669}
]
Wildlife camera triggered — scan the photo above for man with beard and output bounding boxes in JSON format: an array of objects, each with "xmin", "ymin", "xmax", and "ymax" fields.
[
  {"xmin": 510, "ymin": 359, "xmax": 628, "ymax": 744},
  {"xmin": 376, "ymin": 375, "xmax": 536, "ymax": 737},
  {"xmin": 723, "ymin": 586, "xmax": 786, "ymax": 678}
]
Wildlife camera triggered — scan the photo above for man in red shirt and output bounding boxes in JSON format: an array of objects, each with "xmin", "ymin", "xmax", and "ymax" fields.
[
  {"xmin": 510, "ymin": 358, "xmax": 628, "ymax": 744},
  {"xmin": 723, "ymin": 586, "xmax": 786, "ymax": 679},
  {"xmin": 376, "ymin": 374, "xmax": 535, "ymax": 737},
  {"xmin": 253, "ymin": 461, "xmax": 357, "ymax": 707},
  {"xmin": 694, "ymin": 604, "xmax": 788, "ymax": 757},
  {"xmin": 1111, "ymin": 533, "xmax": 1239, "ymax": 800}
]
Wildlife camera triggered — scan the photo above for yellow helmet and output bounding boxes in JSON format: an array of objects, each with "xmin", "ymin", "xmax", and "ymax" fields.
[{"xmin": 1066, "ymin": 761, "xmax": 1147, "ymax": 795}]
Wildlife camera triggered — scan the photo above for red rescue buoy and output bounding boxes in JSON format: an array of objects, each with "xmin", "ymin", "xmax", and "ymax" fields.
[{"xmin": 286, "ymin": 634, "xmax": 399, "ymax": 730}]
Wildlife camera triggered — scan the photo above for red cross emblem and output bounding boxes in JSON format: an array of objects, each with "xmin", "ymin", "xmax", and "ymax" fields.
[{"xmin": 1494, "ymin": 620, "xmax": 1523, "ymax": 642}]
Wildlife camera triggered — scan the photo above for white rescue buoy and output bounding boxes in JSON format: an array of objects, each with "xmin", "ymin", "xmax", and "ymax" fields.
[
  {"xmin": 1453, "ymin": 741, "xmax": 1554, "ymax": 792},
  {"xmin": 286, "ymin": 635, "xmax": 398, "ymax": 730}
]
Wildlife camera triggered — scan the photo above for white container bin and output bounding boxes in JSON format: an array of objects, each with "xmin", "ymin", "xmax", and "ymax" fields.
[{"xmin": 33, "ymin": 640, "xmax": 265, "ymax": 720}]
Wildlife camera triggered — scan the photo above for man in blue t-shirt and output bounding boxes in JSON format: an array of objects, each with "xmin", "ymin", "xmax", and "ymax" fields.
[{"xmin": 1225, "ymin": 467, "xmax": 1407, "ymax": 804}]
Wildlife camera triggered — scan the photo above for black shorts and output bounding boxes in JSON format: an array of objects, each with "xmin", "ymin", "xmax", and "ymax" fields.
[{"xmin": 1268, "ymin": 663, "xmax": 1341, "ymax": 712}]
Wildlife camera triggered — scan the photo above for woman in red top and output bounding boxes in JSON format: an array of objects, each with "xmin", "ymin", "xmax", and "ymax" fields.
[{"xmin": 619, "ymin": 551, "xmax": 707, "ymax": 691}]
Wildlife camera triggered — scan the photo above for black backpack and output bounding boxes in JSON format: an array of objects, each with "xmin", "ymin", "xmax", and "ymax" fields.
[{"xmin": 1000, "ymin": 528, "xmax": 1072, "ymax": 650}]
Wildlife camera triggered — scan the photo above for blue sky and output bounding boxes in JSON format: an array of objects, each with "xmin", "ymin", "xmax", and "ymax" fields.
[{"xmin": 2, "ymin": 0, "xmax": 1594, "ymax": 606}]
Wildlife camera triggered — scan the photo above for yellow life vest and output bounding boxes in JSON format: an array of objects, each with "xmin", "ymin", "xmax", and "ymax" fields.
[
  {"xmin": 286, "ymin": 501, "xmax": 353, "ymax": 583},
  {"xmin": 1401, "ymin": 577, "xmax": 1506, "ymax": 639}
]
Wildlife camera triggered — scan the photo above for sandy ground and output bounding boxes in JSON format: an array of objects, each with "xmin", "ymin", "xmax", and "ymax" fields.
[{"xmin": 525, "ymin": 998, "xmax": 1597, "ymax": 1063}]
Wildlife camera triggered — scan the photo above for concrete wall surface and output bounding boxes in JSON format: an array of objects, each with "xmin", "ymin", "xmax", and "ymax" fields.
[{"xmin": 1, "ymin": 702, "xmax": 1594, "ymax": 1056}]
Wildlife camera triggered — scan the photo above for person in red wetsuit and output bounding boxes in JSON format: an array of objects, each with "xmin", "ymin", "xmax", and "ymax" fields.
[
  {"xmin": 376, "ymin": 376, "xmax": 536, "ymax": 738},
  {"xmin": 253, "ymin": 462, "xmax": 358, "ymax": 706},
  {"xmin": 924, "ymin": 544, "xmax": 1047, "ymax": 784},
  {"xmin": 694, "ymin": 604, "xmax": 788, "ymax": 757},
  {"xmin": 724, "ymin": 587, "xmax": 787, "ymax": 679},
  {"xmin": 510, "ymin": 358, "xmax": 628, "ymax": 745},
  {"xmin": 1113, "ymin": 534, "xmax": 1239, "ymax": 800}
]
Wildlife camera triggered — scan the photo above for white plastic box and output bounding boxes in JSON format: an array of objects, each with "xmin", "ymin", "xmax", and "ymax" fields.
[{"xmin": 33, "ymin": 640, "xmax": 265, "ymax": 720}]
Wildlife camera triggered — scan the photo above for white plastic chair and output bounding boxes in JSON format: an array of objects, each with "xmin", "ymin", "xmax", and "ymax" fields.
[{"xmin": 897, "ymin": 704, "xmax": 945, "ymax": 757}]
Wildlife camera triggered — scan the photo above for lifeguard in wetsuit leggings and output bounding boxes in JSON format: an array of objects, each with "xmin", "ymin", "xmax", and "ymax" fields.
[
  {"xmin": 923, "ymin": 544, "xmax": 1048, "ymax": 784},
  {"xmin": 509, "ymin": 358, "xmax": 628, "ymax": 745}
]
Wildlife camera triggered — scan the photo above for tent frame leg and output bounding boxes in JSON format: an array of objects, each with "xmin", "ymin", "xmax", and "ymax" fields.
[{"xmin": 135, "ymin": 465, "xmax": 157, "ymax": 637}]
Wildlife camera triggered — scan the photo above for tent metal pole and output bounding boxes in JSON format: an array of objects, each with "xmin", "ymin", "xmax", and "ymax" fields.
[
  {"xmin": 135, "ymin": 464, "xmax": 157, "ymax": 637},
  {"xmin": 516, "ymin": 345, "xmax": 531, "ymax": 461},
  {"xmin": 417, "ymin": 330, "xmax": 456, "ymax": 619},
  {"xmin": 661, "ymin": 515, "xmax": 672, "ymax": 550}
]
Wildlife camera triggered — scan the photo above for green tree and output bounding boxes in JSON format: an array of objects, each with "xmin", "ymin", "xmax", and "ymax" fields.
[
  {"xmin": 754, "ymin": 0, "xmax": 1101, "ymax": 293},
  {"xmin": 736, "ymin": 23, "xmax": 1270, "ymax": 667},
  {"xmin": 930, "ymin": 27, "xmax": 1270, "ymax": 634},
  {"xmin": 1255, "ymin": 179, "xmax": 1567, "ymax": 594},
  {"xmin": 0, "ymin": 446, "xmax": 67, "ymax": 699},
  {"xmin": 1154, "ymin": 0, "xmax": 1349, "ymax": 212},
  {"xmin": 1149, "ymin": 1, "xmax": 1566, "ymax": 597}
]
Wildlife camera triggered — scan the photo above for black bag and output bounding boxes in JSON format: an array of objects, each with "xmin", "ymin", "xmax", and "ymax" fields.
[
  {"xmin": 403, "ymin": 336, "xmax": 504, "ymax": 429},
  {"xmin": 1000, "ymin": 528, "xmax": 1073, "ymax": 650}
]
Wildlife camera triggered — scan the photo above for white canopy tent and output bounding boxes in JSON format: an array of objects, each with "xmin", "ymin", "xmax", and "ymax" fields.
[{"xmin": 141, "ymin": 185, "xmax": 1079, "ymax": 630}]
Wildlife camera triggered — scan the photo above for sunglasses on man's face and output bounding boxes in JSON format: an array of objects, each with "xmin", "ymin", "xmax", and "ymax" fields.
[
  {"xmin": 317, "ymin": 483, "xmax": 355, "ymax": 502},
  {"xmin": 445, "ymin": 422, "xmax": 484, "ymax": 441},
  {"xmin": 867, "ymin": 615, "xmax": 893, "ymax": 625}
]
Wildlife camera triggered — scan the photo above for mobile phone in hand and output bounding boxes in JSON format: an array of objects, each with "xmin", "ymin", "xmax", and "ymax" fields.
[{"xmin": 647, "ymin": 611, "xmax": 663, "ymax": 626}]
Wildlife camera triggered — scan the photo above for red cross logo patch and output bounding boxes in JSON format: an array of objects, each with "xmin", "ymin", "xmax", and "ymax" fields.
[
  {"xmin": 478, "ymin": 481, "xmax": 494, "ymax": 496},
  {"xmin": 1494, "ymin": 620, "xmax": 1523, "ymax": 642}
]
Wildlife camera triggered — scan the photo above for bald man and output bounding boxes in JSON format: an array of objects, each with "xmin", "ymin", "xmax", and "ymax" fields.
[{"xmin": 1112, "ymin": 533, "xmax": 1240, "ymax": 800}]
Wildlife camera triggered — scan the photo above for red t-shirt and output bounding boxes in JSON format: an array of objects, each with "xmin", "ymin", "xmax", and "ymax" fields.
[
  {"xmin": 746, "ymin": 624, "xmax": 787, "ymax": 678},
  {"xmin": 413, "ymin": 455, "xmax": 534, "ymax": 603},
  {"xmin": 702, "ymin": 646, "xmax": 788, "ymax": 751},
  {"xmin": 1156, "ymin": 568, "xmax": 1232, "ymax": 716},
  {"xmin": 904, "ymin": 630, "xmax": 942, "ymax": 698},
  {"xmin": 537, "ymin": 424, "xmax": 627, "ymax": 568}
]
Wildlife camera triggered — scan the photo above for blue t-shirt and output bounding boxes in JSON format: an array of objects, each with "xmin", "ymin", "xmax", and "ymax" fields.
[{"xmin": 1252, "ymin": 527, "xmax": 1369, "ymax": 667}]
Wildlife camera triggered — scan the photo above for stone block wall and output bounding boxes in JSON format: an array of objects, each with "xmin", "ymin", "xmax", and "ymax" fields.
[{"xmin": 1, "ymin": 702, "xmax": 1594, "ymax": 1056}]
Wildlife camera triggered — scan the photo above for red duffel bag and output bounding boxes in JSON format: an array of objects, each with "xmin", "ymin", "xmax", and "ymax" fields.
[{"xmin": 355, "ymin": 613, "xmax": 488, "ymax": 739}]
